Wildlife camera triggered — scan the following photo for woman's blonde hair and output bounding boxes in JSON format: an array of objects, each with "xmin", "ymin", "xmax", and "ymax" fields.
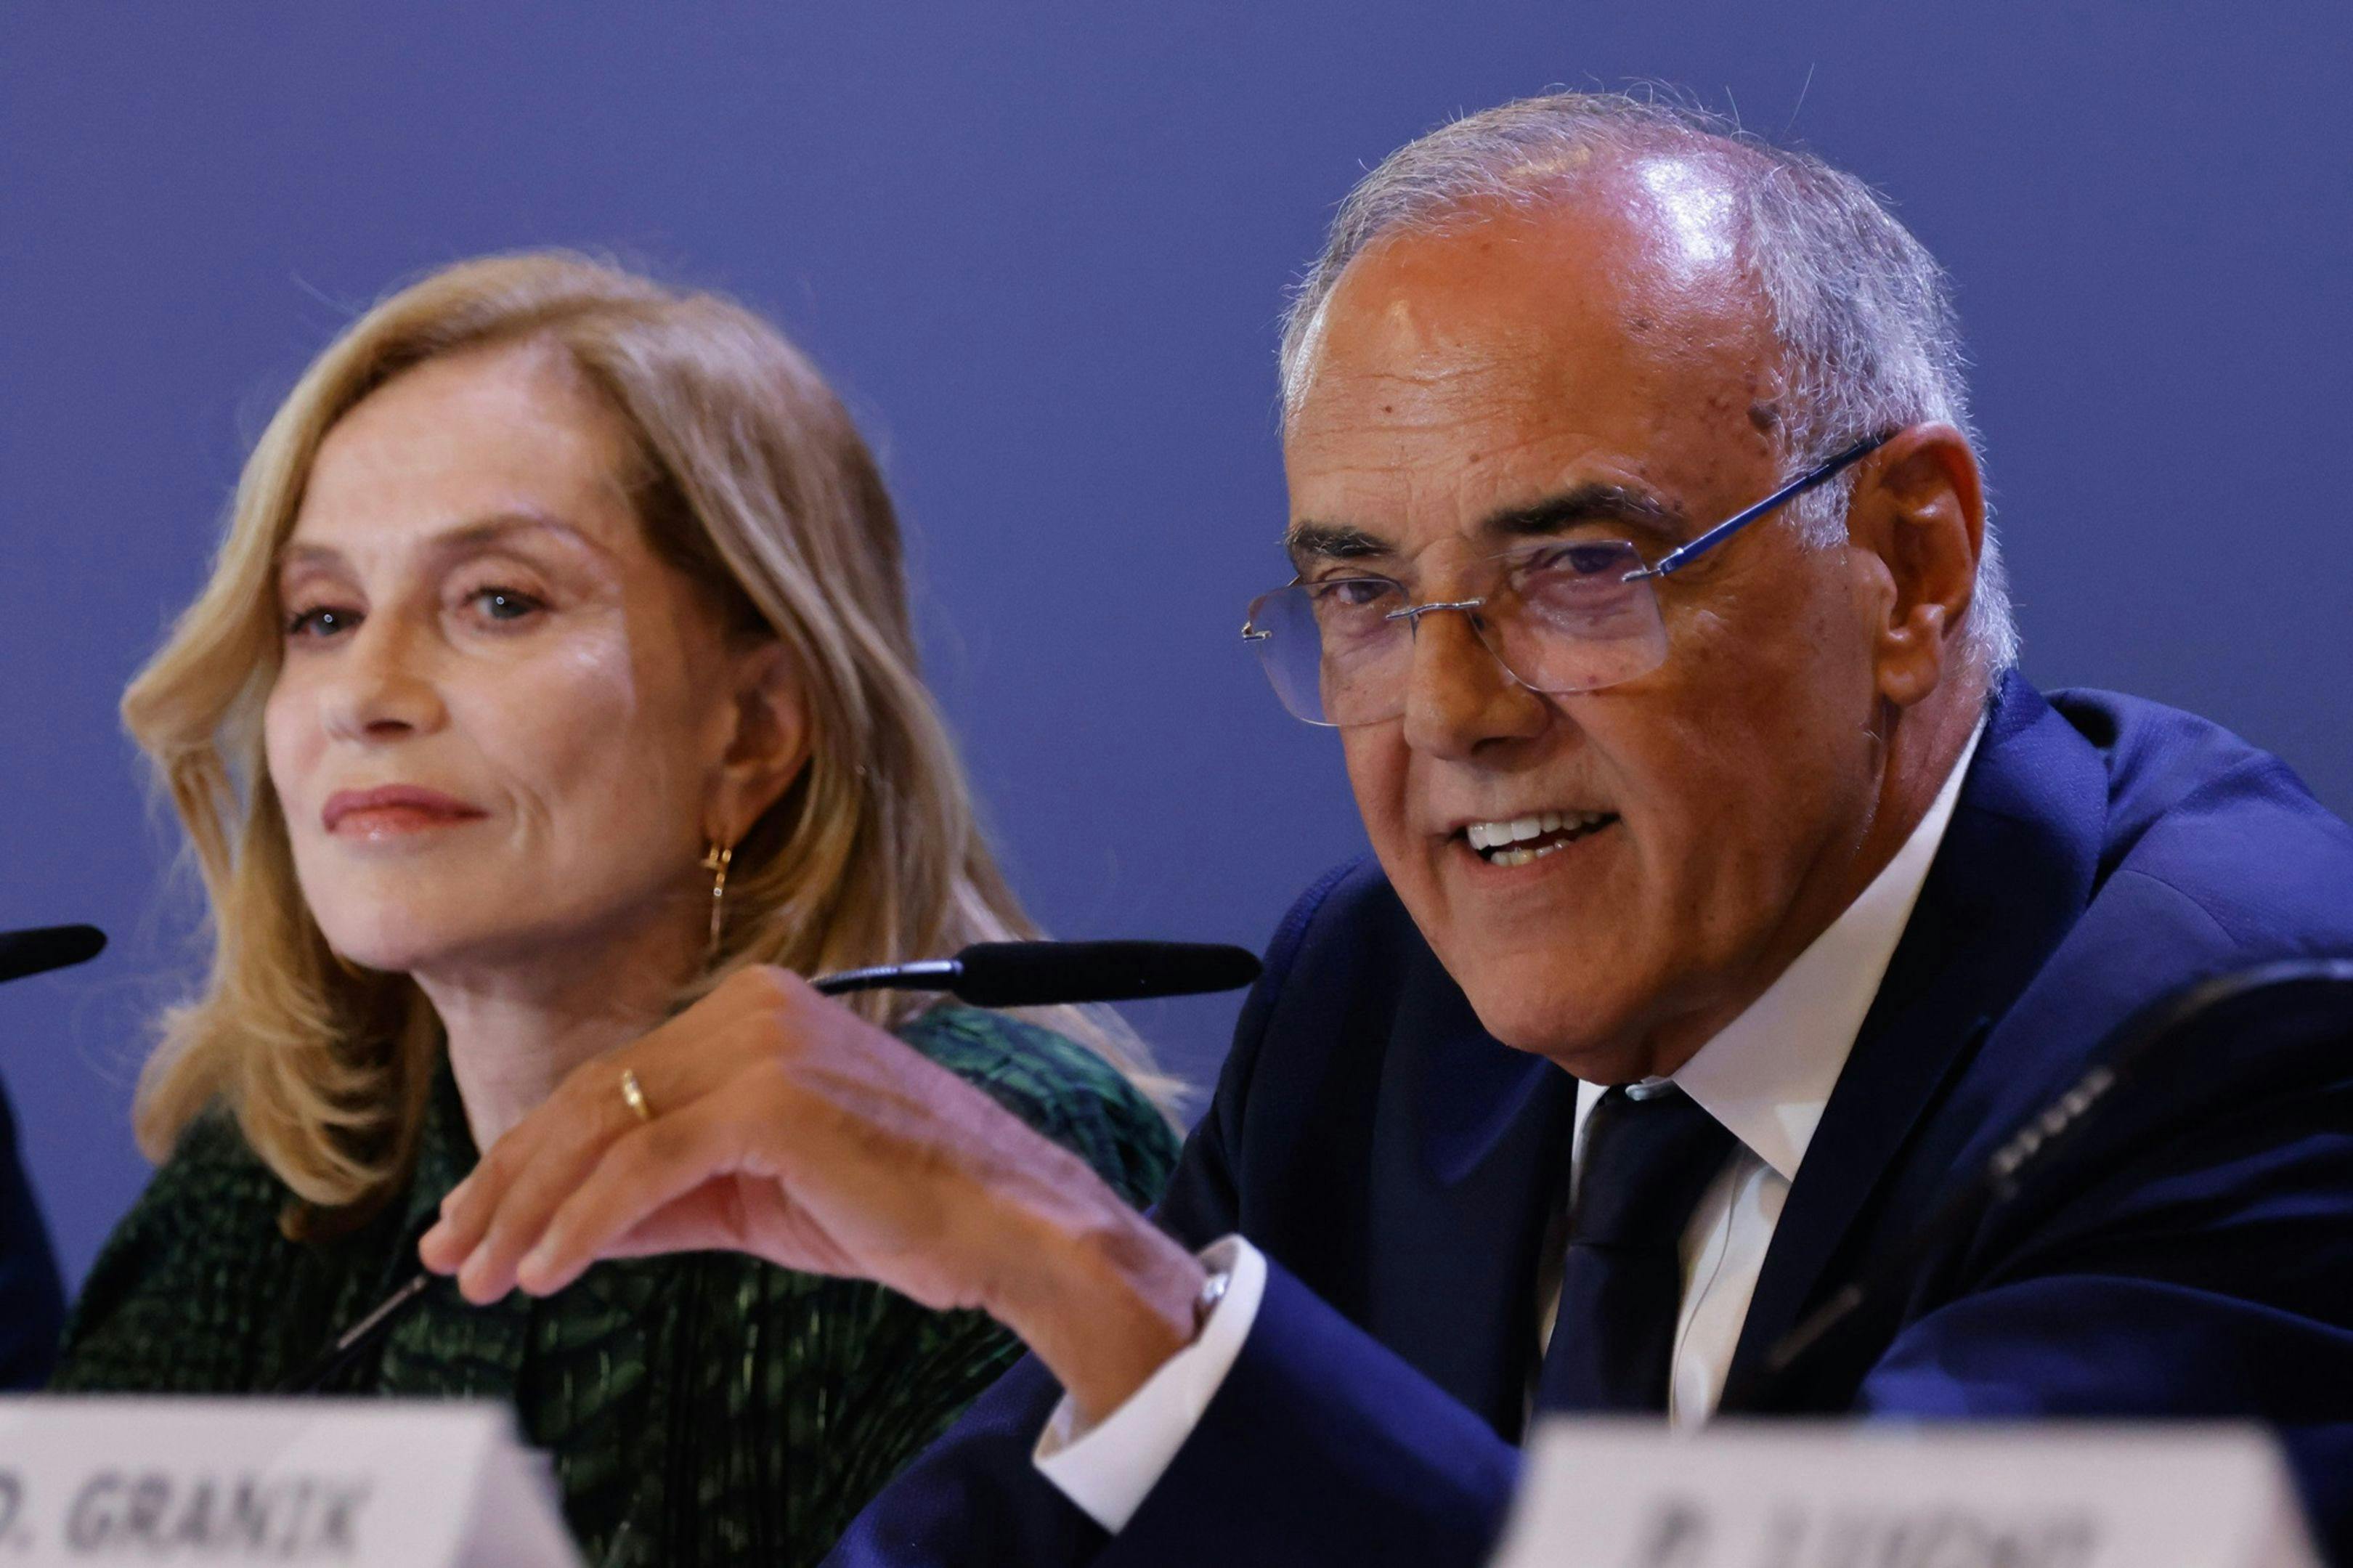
[{"xmin": 123, "ymin": 251, "xmax": 1175, "ymax": 1232}]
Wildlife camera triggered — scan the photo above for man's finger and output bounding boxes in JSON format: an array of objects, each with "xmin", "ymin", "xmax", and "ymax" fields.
[
  {"xmin": 592, "ymin": 1186, "xmax": 821, "ymax": 1263},
  {"xmin": 447, "ymin": 1052, "xmax": 675, "ymax": 1301},
  {"xmin": 421, "ymin": 972, "xmax": 818, "ymax": 1283},
  {"xmin": 421, "ymin": 1126, "xmax": 545, "ymax": 1276},
  {"xmin": 513, "ymin": 1094, "xmax": 782, "ymax": 1295},
  {"xmin": 594, "ymin": 1195, "xmax": 733, "ymax": 1260}
]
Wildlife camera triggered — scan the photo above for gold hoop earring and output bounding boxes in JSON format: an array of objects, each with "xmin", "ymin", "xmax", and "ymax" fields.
[{"xmin": 701, "ymin": 840, "xmax": 734, "ymax": 956}]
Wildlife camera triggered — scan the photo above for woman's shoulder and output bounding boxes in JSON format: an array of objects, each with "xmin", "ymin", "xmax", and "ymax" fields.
[
  {"xmin": 125, "ymin": 1105, "xmax": 292, "ymax": 1220},
  {"xmin": 52, "ymin": 1106, "xmax": 346, "ymax": 1391},
  {"xmin": 68, "ymin": 1110, "xmax": 290, "ymax": 1293},
  {"xmin": 892, "ymin": 1007, "xmax": 1179, "ymax": 1210},
  {"xmin": 52, "ymin": 1092, "xmax": 386, "ymax": 1384}
]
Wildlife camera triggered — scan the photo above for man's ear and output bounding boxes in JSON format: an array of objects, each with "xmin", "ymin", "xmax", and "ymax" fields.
[
  {"xmin": 707, "ymin": 640, "xmax": 810, "ymax": 845},
  {"xmin": 1848, "ymin": 423, "xmax": 1984, "ymax": 710}
]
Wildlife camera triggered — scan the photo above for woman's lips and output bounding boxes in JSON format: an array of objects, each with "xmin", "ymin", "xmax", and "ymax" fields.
[{"xmin": 321, "ymin": 784, "xmax": 487, "ymax": 837}]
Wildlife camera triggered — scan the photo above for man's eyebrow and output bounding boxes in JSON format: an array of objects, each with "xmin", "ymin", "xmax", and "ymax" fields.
[
  {"xmin": 1280, "ymin": 486, "xmax": 1688, "ymax": 570},
  {"xmin": 1477, "ymin": 484, "xmax": 1686, "ymax": 543},
  {"xmin": 1283, "ymin": 521, "xmax": 1395, "ymax": 567}
]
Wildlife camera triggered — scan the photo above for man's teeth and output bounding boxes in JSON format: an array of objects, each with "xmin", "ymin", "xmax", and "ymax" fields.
[{"xmin": 1465, "ymin": 811, "xmax": 1614, "ymax": 865}]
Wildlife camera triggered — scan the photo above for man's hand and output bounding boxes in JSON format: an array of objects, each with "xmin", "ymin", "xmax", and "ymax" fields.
[{"xmin": 417, "ymin": 966, "xmax": 1204, "ymax": 1423}]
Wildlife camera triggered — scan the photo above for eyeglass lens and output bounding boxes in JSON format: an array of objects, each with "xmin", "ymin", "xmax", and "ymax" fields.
[{"xmin": 1244, "ymin": 539, "xmax": 1670, "ymax": 726}]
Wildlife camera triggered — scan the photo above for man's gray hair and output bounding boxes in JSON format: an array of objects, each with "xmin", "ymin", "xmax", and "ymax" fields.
[{"xmin": 1277, "ymin": 91, "xmax": 2018, "ymax": 673}]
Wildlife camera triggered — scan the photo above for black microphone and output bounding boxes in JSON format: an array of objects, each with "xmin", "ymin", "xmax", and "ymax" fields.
[
  {"xmin": 278, "ymin": 937, "xmax": 1261, "ymax": 1394},
  {"xmin": 811, "ymin": 941, "xmax": 1262, "ymax": 1007},
  {"xmin": 0, "ymin": 925, "xmax": 107, "ymax": 985},
  {"xmin": 1757, "ymin": 957, "xmax": 2353, "ymax": 1397}
]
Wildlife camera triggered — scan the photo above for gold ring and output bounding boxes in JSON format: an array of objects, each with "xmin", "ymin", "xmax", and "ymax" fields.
[{"xmin": 619, "ymin": 1068, "xmax": 654, "ymax": 1124}]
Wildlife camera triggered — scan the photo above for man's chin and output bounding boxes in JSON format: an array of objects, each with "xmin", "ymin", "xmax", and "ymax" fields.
[{"xmin": 1451, "ymin": 968, "xmax": 1652, "ymax": 1081}]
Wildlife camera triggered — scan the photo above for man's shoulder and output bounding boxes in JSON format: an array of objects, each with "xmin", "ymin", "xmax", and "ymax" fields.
[
  {"xmin": 1230, "ymin": 855, "xmax": 1468, "ymax": 1079},
  {"xmin": 1207, "ymin": 853, "xmax": 1535, "ymax": 1156},
  {"xmin": 1267, "ymin": 855, "xmax": 1402, "ymax": 943},
  {"xmin": 1919, "ymin": 681, "xmax": 2353, "ymax": 1183},
  {"xmin": 2041, "ymin": 682, "xmax": 2353, "ymax": 952}
]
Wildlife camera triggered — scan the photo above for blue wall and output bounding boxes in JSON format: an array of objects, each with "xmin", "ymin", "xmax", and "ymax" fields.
[{"xmin": 4, "ymin": 1, "xmax": 2349, "ymax": 1288}]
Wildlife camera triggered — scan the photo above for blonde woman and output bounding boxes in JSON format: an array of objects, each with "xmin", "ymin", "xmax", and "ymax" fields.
[{"xmin": 51, "ymin": 253, "xmax": 1179, "ymax": 1567}]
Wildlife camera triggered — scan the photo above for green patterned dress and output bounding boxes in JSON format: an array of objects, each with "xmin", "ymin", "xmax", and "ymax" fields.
[{"xmin": 52, "ymin": 1007, "xmax": 1177, "ymax": 1567}]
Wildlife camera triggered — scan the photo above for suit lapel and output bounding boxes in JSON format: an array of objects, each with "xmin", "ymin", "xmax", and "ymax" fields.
[
  {"xmin": 1362, "ymin": 941, "xmax": 1580, "ymax": 1440},
  {"xmin": 1722, "ymin": 676, "xmax": 2109, "ymax": 1403}
]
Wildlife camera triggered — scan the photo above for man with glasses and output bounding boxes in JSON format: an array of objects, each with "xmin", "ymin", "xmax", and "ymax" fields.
[
  {"xmin": 1244, "ymin": 431, "xmax": 1890, "ymax": 731},
  {"xmin": 428, "ymin": 92, "xmax": 2353, "ymax": 1566}
]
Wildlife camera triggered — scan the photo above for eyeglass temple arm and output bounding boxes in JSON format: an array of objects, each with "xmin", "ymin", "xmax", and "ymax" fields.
[{"xmin": 1631, "ymin": 431, "xmax": 1894, "ymax": 581}]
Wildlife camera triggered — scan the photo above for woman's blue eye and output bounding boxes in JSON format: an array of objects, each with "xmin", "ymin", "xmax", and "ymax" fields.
[{"xmin": 285, "ymin": 606, "xmax": 357, "ymax": 638}]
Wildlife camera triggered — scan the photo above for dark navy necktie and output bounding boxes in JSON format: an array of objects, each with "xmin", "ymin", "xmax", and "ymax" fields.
[{"xmin": 1535, "ymin": 1083, "xmax": 1736, "ymax": 1413}]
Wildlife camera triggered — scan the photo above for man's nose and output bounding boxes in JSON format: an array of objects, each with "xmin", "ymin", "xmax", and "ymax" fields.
[
  {"xmin": 320, "ymin": 617, "xmax": 446, "ymax": 742},
  {"xmin": 1397, "ymin": 606, "xmax": 1550, "ymax": 759}
]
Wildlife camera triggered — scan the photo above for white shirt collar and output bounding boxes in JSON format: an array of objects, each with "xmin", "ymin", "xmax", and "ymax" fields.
[{"xmin": 1573, "ymin": 720, "xmax": 1986, "ymax": 1182}]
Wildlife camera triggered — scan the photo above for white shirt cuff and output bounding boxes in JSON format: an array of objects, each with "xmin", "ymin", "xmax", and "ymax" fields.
[{"xmin": 1031, "ymin": 1235, "xmax": 1268, "ymax": 1532}]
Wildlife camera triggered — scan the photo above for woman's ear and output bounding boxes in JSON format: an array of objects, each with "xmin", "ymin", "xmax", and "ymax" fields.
[
  {"xmin": 707, "ymin": 640, "xmax": 810, "ymax": 844},
  {"xmin": 1848, "ymin": 423, "xmax": 1985, "ymax": 710}
]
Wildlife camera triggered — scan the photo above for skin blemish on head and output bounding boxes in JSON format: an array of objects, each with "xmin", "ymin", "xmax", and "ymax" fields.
[
  {"xmin": 1749, "ymin": 401, "xmax": 1781, "ymax": 434},
  {"xmin": 1379, "ymin": 296, "xmax": 1430, "ymax": 349}
]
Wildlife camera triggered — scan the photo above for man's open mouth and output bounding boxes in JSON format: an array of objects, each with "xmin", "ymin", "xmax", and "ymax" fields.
[{"xmin": 1463, "ymin": 811, "xmax": 1620, "ymax": 867}]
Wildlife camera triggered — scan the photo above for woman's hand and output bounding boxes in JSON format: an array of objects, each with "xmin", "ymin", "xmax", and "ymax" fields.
[{"xmin": 417, "ymin": 966, "xmax": 1203, "ymax": 1423}]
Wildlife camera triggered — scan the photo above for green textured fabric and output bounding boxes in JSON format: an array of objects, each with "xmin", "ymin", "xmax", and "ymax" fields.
[{"xmin": 52, "ymin": 1007, "xmax": 1177, "ymax": 1567}]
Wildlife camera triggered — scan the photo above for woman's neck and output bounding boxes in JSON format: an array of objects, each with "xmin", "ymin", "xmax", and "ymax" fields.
[{"xmin": 413, "ymin": 909, "xmax": 704, "ymax": 1153}]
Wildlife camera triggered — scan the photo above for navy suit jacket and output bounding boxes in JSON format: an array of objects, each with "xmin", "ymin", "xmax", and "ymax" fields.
[
  {"xmin": 830, "ymin": 676, "xmax": 2353, "ymax": 1567},
  {"xmin": 0, "ymin": 1078, "xmax": 62, "ymax": 1388}
]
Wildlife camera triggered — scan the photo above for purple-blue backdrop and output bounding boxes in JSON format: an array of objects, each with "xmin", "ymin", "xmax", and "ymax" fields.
[{"xmin": 4, "ymin": 2, "xmax": 2349, "ymax": 1288}]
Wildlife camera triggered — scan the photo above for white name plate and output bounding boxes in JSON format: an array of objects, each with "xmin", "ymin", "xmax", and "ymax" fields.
[
  {"xmin": 0, "ymin": 1398, "xmax": 581, "ymax": 1567},
  {"xmin": 1491, "ymin": 1420, "xmax": 2320, "ymax": 1568}
]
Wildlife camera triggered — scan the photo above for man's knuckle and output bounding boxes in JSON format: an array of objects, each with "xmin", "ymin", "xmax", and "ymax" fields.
[
  {"xmin": 739, "ymin": 1006, "xmax": 808, "ymax": 1064},
  {"xmin": 640, "ymin": 1121, "xmax": 681, "ymax": 1163},
  {"xmin": 554, "ymin": 1068, "xmax": 604, "ymax": 1118},
  {"xmin": 742, "ymin": 964, "xmax": 804, "ymax": 1003},
  {"xmin": 739, "ymin": 1053, "xmax": 802, "ymax": 1110}
]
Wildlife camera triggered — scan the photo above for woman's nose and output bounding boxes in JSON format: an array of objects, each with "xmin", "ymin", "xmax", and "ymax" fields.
[
  {"xmin": 318, "ymin": 617, "xmax": 447, "ymax": 742},
  {"xmin": 1397, "ymin": 606, "xmax": 1549, "ymax": 760}
]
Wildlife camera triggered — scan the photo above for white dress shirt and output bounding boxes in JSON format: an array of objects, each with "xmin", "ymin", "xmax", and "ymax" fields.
[{"xmin": 1037, "ymin": 726, "xmax": 1984, "ymax": 1531}]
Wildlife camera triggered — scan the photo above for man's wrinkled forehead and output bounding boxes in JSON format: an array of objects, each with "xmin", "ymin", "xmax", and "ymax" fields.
[
  {"xmin": 1282, "ymin": 248, "xmax": 1566, "ymax": 433},
  {"xmin": 1278, "ymin": 167, "xmax": 1788, "ymax": 576},
  {"xmin": 1284, "ymin": 156, "xmax": 1770, "ymax": 442}
]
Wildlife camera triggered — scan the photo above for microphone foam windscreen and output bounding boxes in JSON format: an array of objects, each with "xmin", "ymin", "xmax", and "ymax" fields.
[{"xmin": 950, "ymin": 941, "xmax": 1261, "ymax": 1007}]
